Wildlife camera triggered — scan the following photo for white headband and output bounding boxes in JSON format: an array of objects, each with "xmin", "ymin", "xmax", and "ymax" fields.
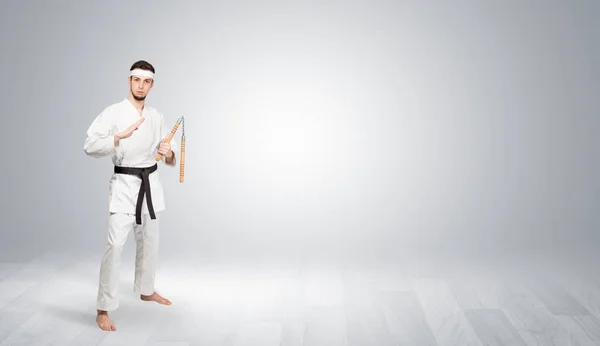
[{"xmin": 130, "ymin": 69, "xmax": 154, "ymax": 79}]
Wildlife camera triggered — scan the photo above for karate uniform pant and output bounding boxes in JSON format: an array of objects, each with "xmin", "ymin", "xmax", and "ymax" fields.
[{"xmin": 96, "ymin": 212, "xmax": 159, "ymax": 311}]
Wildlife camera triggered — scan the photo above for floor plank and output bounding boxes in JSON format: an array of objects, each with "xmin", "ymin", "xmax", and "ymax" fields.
[
  {"xmin": 495, "ymin": 280, "xmax": 571, "ymax": 345},
  {"xmin": 0, "ymin": 252, "xmax": 82, "ymax": 344},
  {"xmin": 552, "ymin": 271, "xmax": 600, "ymax": 321},
  {"xmin": 464, "ymin": 309, "xmax": 528, "ymax": 346},
  {"xmin": 526, "ymin": 277, "xmax": 590, "ymax": 316},
  {"xmin": 226, "ymin": 321, "xmax": 283, "ymax": 346},
  {"xmin": 0, "ymin": 263, "xmax": 26, "ymax": 284},
  {"xmin": 555, "ymin": 316, "xmax": 598, "ymax": 346},
  {"xmin": 96, "ymin": 331, "xmax": 150, "ymax": 346},
  {"xmin": 301, "ymin": 306, "xmax": 347, "ymax": 346},
  {"xmin": 571, "ymin": 314, "xmax": 600, "ymax": 344},
  {"xmin": 0, "ymin": 251, "xmax": 74, "ymax": 310},
  {"xmin": 342, "ymin": 270, "xmax": 396, "ymax": 346},
  {"xmin": 0, "ymin": 309, "xmax": 87, "ymax": 346},
  {"xmin": 377, "ymin": 290, "xmax": 438, "ymax": 345},
  {"xmin": 414, "ymin": 278, "xmax": 483, "ymax": 345}
]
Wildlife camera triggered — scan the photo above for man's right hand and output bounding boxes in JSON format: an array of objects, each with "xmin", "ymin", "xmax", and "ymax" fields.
[{"xmin": 114, "ymin": 118, "xmax": 145, "ymax": 145}]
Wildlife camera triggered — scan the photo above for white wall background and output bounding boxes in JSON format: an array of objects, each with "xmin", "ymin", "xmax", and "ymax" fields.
[{"xmin": 1, "ymin": 0, "xmax": 599, "ymax": 262}]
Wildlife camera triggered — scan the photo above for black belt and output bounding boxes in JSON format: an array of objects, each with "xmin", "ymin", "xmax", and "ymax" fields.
[{"xmin": 114, "ymin": 163, "xmax": 158, "ymax": 225}]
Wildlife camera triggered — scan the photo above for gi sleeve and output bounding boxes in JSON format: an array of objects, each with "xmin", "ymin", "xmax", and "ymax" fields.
[
  {"xmin": 83, "ymin": 108, "xmax": 117, "ymax": 158},
  {"xmin": 160, "ymin": 113, "xmax": 179, "ymax": 165}
]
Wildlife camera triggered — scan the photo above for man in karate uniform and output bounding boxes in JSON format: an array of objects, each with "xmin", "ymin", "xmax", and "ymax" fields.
[{"xmin": 84, "ymin": 60, "xmax": 177, "ymax": 331}]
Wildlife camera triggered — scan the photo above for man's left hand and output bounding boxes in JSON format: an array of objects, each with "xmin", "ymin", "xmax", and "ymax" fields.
[{"xmin": 158, "ymin": 140, "xmax": 173, "ymax": 158}]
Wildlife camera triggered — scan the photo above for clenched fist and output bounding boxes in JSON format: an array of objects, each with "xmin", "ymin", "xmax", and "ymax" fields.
[{"xmin": 158, "ymin": 139, "xmax": 174, "ymax": 159}]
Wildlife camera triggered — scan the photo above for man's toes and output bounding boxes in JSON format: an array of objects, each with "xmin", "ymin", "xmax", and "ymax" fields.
[{"xmin": 97, "ymin": 317, "xmax": 116, "ymax": 331}]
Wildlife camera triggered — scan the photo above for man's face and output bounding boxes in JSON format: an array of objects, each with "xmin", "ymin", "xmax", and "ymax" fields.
[{"xmin": 129, "ymin": 74, "xmax": 153, "ymax": 101}]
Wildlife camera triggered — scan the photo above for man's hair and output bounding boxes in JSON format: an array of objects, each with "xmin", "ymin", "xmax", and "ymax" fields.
[{"xmin": 129, "ymin": 60, "xmax": 155, "ymax": 73}]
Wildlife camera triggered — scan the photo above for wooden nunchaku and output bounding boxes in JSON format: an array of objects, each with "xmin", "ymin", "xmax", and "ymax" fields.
[{"xmin": 155, "ymin": 116, "xmax": 186, "ymax": 182}]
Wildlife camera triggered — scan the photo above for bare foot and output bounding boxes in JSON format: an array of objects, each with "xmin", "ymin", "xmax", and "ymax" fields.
[
  {"xmin": 140, "ymin": 292, "xmax": 172, "ymax": 306},
  {"xmin": 96, "ymin": 310, "xmax": 116, "ymax": 331}
]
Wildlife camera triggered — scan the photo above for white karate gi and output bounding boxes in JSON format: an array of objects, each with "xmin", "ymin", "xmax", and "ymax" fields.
[{"xmin": 84, "ymin": 98, "xmax": 178, "ymax": 311}]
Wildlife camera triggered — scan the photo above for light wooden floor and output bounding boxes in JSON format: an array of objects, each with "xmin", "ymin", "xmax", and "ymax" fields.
[{"xmin": 1, "ymin": 247, "xmax": 600, "ymax": 345}]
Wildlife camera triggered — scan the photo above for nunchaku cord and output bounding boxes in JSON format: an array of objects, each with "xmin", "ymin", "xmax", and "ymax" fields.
[{"xmin": 155, "ymin": 116, "xmax": 185, "ymax": 182}]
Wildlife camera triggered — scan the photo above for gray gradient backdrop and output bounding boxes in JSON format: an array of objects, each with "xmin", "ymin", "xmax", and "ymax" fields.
[{"xmin": 1, "ymin": 1, "xmax": 599, "ymax": 262}]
